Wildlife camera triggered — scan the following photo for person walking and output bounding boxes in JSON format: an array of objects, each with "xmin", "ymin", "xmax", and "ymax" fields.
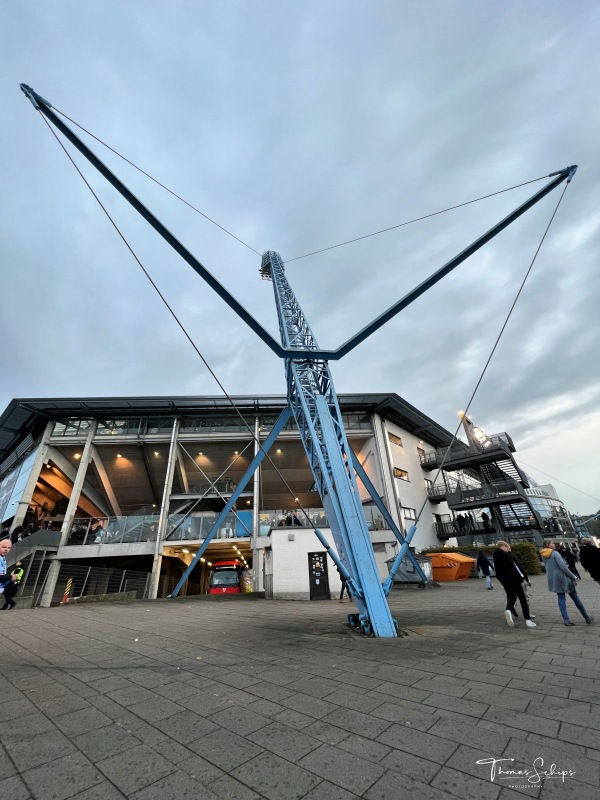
[
  {"xmin": 0, "ymin": 539, "xmax": 19, "ymax": 603},
  {"xmin": 2, "ymin": 560, "xmax": 24, "ymax": 609},
  {"xmin": 540, "ymin": 540, "xmax": 593, "ymax": 626},
  {"xmin": 578, "ymin": 538, "xmax": 600, "ymax": 585},
  {"xmin": 558, "ymin": 543, "xmax": 581, "ymax": 579},
  {"xmin": 477, "ymin": 551, "xmax": 494, "ymax": 589},
  {"xmin": 493, "ymin": 541, "xmax": 536, "ymax": 628},
  {"xmin": 337, "ymin": 567, "xmax": 351, "ymax": 603}
]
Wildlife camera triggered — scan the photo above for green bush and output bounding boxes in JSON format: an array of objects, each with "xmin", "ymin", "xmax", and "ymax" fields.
[{"xmin": 419, "ymin": 542, "xmax": 542, "ymax": 575}]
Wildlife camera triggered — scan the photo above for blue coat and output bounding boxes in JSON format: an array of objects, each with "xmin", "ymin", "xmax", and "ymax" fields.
[{"xmin": 541, "ymin": 549, "xmax": 577, "ymax": 593}]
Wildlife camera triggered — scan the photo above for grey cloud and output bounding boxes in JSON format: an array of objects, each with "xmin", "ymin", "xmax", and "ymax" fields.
[{"xmin": 1, "ymin": 0, "xmax": 599, "ymax": 512}]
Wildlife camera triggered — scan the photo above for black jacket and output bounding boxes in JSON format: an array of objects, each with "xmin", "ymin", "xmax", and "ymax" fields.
[
  {"xmin": 493, "ymin": 548, "xmax": 528, "ymax": 587},
  {"xmin": 579, "ymin": 544, "xmax": 600, "ymax": 581},
  {"xmin": 477, "ymin": 553, "xmax": 492, "ymax": 576}
]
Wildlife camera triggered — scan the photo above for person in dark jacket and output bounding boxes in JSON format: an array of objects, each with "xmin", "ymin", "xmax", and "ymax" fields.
[
  {"xmin": 578, "ymin": 539, "xmax": 600, "ymax": 584},
  {"xmin": 2, "ymin": 560, "xmax": 23, "ymax": 609},
  {"xmin": 493, "ymin": 541, "xmax": 536, "ymax": 628},
  {"xmin": 558, "ymin": 544, "xmax": 580, "ymax": 579},
  {"xmin": 477, "ymin": 551, "xmax": 494, "ymax": 589}
]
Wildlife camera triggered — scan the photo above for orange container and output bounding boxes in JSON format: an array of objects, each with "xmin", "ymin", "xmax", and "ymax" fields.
[{"xmin": 428, "ymin": 552, "xmax": 476, "ymax": 582}]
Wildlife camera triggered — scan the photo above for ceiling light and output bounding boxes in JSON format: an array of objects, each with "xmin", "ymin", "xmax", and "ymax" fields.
[
  {"xmin": 246, "ymin": 500, "xmax": 251, "ymax": 505},
  {"xmin": 74, "ymin": 453, "xmax": 81, "ymax": 460},
  {"xmin": 154, "ymin": 451, "xmax": 159, "ymax": 456},
  {"xmin": 117, "ymin": 454, "xmax": 122, "ymax": 458},
  {"xmin": 276, "ymin": 449, "xmax": 282, "ymax": 453},
  {"xmin": 200, "ymin": 558, "xmax": 205, "ymax": 562},
  {"xmin": 182, "ymin": 548, "xmax": 190, "ymax": 554},
  {"xmin": 207, "ymin": 562, "xmax": 212, "ymax": 566},
  {"xmin": 198, "ymin": 452, "xmax": 203, "ymax": 456}
]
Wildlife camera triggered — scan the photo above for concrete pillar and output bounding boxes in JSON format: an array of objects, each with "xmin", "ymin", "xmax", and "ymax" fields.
[
  {"xmin": 149, "ymin": 418, "xmax": 180, "ymax": 599},
  {"xmin": 9, "ymin": 422, "xmax": 53, "ymax": 532},
  {"xmin": 39, "ymin": 421, "xmax": 97, "ymax": 607}
]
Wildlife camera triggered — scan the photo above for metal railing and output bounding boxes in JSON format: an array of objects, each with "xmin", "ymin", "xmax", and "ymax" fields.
[
  {"xmin": 50, "ymin": 563, "xmax": 151, "ymax": 605},
  {"xmin": 66, "ymin": 503, "xmax": 391, "ymax": 547},
  {"xmin": 446, "ymin": 480, "xmax": 524, "ymax": 507},
  {"xmin": 67, "ymin": 515, "xmax": 160, "ymax": 546},
  {"xmin": 420, "ymin": 434, "xmax": 514, "ymax": 467}
]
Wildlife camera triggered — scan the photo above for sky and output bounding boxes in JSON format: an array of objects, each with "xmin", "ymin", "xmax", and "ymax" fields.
[{"xmin": 1, "ymin": 1, "xmax": 599, "ymax": 515}]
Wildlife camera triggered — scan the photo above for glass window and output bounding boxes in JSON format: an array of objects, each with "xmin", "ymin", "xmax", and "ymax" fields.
[
  {"xmin": 211, "ymin": 569, "xmax": 239, "ymax": 586},
  {"xmin": 97, "ymin": 419, "xmax": 142, "ymax": 436},
  {"xmin": 342, "ymin": 413, "xmax": 372, "ymax": 430},
  {"xmin": 52, "ymin": 418, "xmax": 92, "ymax": 437},
  {"xmin": 145, "ymin": 417, "xmax": 174, "ymax": 434},
  {"xmin": 388, "ymin": 433, "xmax": 403, "ymax": 447},
  {"xmin": 393, "ymin": 467, "xmax": 409, "ymax": 481},
  {"xmin": 402, "ymin": 507, "xmax": 417, "ymax": 520},
  {"xmin": 180, "ymin": 416, "xmax": 254, "ymax": 433},
  {"xmin": 417, "ymin": 446, "xmax": 425, "ymax": 457}
]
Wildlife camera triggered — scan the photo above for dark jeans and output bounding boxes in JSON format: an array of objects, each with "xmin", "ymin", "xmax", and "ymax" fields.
[
  {"xmin": 2, "ymin": 581, "xmax": 18, "ymax": 608},
  {"xmin": 339, "ymin": 578, "xmax": 351, "ymax": 600},
  {"xmin": 502, "ymin": 581, "xmax": 531, "ymax": 620}
]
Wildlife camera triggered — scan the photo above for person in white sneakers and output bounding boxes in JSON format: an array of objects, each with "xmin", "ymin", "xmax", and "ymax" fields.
[{"xmin": 493, "ymin": 541, "xmax": 536, "ymax": 628}]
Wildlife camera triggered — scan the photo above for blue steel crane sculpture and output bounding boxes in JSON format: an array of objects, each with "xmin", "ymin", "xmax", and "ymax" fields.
[{"xmin": 21, "ymin": 83, "xmax": 576, "ymax": 636}]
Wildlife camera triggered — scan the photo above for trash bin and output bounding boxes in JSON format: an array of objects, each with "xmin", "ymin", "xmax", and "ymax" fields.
[{"xmin": 428, "ymin": 552, "xmax": 476, "ymax": 581}]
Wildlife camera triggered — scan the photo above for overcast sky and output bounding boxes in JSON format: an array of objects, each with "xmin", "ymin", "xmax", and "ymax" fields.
[{"xmin": 1, "ymin": 1, "xmax": 599, "ymax": 514}]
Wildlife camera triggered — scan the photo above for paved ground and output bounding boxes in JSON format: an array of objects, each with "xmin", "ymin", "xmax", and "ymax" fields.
[{"xmin": 1, "ymin": 573, "xmax": 599, "ymax": 800}]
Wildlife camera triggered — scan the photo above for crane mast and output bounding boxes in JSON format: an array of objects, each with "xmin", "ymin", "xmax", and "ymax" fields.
[{"xmin": 261, "ymin": 251, "xmax": 397, "ymax": 636}]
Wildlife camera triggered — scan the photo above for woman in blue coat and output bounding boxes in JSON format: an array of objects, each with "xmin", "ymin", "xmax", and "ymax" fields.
[{"xmin": 540, "ymin": 540, "xmax": 594, "ymax": 626}]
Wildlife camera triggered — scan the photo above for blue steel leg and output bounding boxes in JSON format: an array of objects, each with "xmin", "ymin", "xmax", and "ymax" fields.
[
  {"xmin": 168, "ymin": 407, "xmax": 293, "ymax": 597},
  {"xmin": 314, "ymin": 396, "xmax": 397, "ymax": 637},
  {"xmin": 383, "ymin": 523, "xmax": 420, "ymax": 594},
  {"xmin": 350, "ymin": 451, "xmax": 428, "ymax": 588}
]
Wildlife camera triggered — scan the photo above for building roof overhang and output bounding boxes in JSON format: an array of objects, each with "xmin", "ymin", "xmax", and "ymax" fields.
[{"xmin": 0, "ymin": 393, "xmax": 455, "ymax": 469}]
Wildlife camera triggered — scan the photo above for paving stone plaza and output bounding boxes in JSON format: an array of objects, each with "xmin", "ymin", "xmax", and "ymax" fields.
[{"xmin": 1, "ymin": 574, "xmax": 599, "ymax": 800}]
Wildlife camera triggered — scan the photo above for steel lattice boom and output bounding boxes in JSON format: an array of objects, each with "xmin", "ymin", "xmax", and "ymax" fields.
[{"xmin": 261, "ymin": 251, "xmax": 397, "ymax": 637}]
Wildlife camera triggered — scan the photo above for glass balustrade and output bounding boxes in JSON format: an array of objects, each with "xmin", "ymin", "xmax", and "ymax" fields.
[
  {"xmin": 67, "ymin": 503, "xmax": 390, "ymax": 547},
  {"xmin": 67, "ymin": 516, "xmax": 160, "ymax": 545}
]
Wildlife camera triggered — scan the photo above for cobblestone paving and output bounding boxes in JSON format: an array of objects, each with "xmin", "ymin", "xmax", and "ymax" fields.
[{"xmin": 1, "ymin": 574, "xmax": 599, "ymax": 799}]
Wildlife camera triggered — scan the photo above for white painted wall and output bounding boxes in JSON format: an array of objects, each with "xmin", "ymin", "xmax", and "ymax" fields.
[
  {"xmin": 380, "ymin": 420, "xmax": 452, "ymax": 553},
  {"xmin": 269, "ymin": 527, "xmax": 398, "ymax": 599}
]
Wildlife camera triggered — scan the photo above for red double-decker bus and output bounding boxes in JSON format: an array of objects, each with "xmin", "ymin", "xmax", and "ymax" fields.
[{"xmin": 208, "ymin": 559, "xmax": 242, "ymax": 594}]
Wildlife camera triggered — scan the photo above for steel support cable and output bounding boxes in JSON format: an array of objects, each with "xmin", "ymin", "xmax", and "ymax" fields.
[
  {"xmin": 284, "ymin": 175, "xmax": 551, "ymax": 263},
  {"xmin": 52, "ymin": 105, "xmax": 549, "ymax": 272},
  {"xmin": 166, "ymin": 442, "xmax": 255, "ymax": 539},
  {"xmin": 52, "ymin": 106, "xmax": 261, "ymax": 257},
  {"xmin": 516, "ymin": 461, "xmax": 600, "ymax": 506},
  {"xmin": 408, "ymin": 181, "xmax": 571, "ymax": 537},
  {"xmin": 38, "ymin": 113, "xmax": 322, "ymax": 532}
]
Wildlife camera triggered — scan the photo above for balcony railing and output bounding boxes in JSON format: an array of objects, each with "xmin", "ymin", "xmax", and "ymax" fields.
[
  {"xmin": 420, "ymin": 433, "xmax": 514, "ymax": 468},
  {"xmin": 446, "ymin": 480, "xmax": 524, "ymax": 508},
  {"xmin": 67, "ymin": 515, "xmax": 160, "ymax": 546},
  {"xmin": 66, "ymin": 503, "xmax": 391, "ymax": 547}
]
